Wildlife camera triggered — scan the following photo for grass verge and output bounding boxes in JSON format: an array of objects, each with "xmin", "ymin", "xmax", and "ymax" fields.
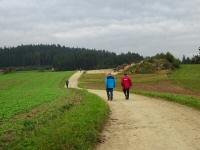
[{"xmin": 134, "ymin": 90, "xmax": 200, "ymax": 111}]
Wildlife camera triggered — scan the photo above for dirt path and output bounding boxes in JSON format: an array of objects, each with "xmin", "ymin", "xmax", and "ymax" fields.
[{"xmin": 69, "ymin": 71, "xmax": 200, "ymax": 150}]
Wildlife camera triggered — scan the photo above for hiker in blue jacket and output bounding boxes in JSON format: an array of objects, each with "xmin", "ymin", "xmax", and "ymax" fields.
[{"xmin": 105, "ymin": 73, "xmax": 116, "ymax": 101}]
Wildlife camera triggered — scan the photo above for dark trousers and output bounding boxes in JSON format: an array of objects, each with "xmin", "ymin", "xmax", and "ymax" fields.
[
  {"xmin": 123, "ymin": 88, "xmax": 130, "ymax": 99},
  {"xmin": 106, "ymin": 88, "xmax": 113, "ymax": 100}
]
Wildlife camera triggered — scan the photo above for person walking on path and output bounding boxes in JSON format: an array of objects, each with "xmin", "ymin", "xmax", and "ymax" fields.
[
  {"xmin": 121, "ymin": 73, "xmax": 132, "ymax": 100},
  {"xmin": 66, "ymin": 80, "xmax": 69, "ymax": 88},
  {"xmin": 105, "ymin": 73, "xmax": 116, "ymax": 101}
]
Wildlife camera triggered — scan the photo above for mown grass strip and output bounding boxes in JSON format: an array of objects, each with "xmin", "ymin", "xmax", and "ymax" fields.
[{"xmin": 134, "ymin": 90, "xmax": 200, "ymax": 111}]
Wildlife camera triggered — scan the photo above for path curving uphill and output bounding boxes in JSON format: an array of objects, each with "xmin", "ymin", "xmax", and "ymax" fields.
[{"xmin": 69, "ymin": 71, "xmax": 200, "ymax": 150}]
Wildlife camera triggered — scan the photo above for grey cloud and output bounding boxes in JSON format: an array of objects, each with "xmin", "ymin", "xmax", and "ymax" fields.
[{"xmin": 0, "ymin": 0, "xmax": 200, "ymax": 58}]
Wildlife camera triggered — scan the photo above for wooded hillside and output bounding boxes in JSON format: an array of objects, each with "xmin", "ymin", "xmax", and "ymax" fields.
[{"xmin": 0, "ymin": 44, "xmax": 143, "ymax": 70}]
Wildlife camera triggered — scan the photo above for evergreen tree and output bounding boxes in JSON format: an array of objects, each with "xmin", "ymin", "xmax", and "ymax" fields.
[{"xmin": 0, "ymin": 44, "xmax": 144, "ymax": 70}]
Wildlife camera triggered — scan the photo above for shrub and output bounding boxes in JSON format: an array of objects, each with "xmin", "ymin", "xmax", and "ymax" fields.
[
  {"xmin": 2, "ymin": 68, "xmax": 16, "ymax": 74},
  {"xmin": 133, "ymin": 52, "xmax": 180, "ymax": 74},
  {"xmin": 135, "ymin": 62, "xmax": 156, "ymax": 74}
]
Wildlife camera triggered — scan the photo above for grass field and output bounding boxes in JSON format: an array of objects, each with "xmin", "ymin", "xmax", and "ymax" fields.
[
  {"xmin": 169, "ymin": 64, "xmax": 200, "ymax": 91},
  {"xmin": 0, "ymin": 71, "xmax": 109, "ymax": 149},
  {"xmin": 0, "ymin": 71, "xmax": 74, "ymax": 120},
  {"xmin": 79, "ymin": 65, "xmax": 200, "ymax": 110}
]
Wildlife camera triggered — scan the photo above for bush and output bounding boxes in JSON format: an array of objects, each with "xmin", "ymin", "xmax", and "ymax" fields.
[
  {"xmin": 135, "ymin": 62, "xmax": 156, "ymax": 74},
  {"xmin": 2, "ymin": 68, "xmax": 16, "ymax": 74},
  {"xmin": 132, "ymin": 52, "xmax": 180, "ymax": 74}
]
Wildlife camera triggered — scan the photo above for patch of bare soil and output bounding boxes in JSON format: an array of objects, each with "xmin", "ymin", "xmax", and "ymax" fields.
[
  {"xmin": 134, "ymin": 80, "xmax": 200, "ymax": 98},
  {"xmin": 86, "ymin": 69, "xmax": 120, "ymax": 75}
]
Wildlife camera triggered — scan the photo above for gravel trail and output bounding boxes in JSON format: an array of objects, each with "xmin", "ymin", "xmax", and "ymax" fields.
[{"xmin": 70, "ymin": 71, "xmax": 200, "ymax": 150}]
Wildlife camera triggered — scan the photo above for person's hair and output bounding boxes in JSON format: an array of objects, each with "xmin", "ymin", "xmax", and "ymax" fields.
[{"xmin": 124, "ymin": 73, "xmax": 127, "ymax": 76}]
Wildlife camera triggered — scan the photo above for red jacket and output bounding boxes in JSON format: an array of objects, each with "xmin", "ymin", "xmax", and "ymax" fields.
[{"xmin": 121, "ymin": 75, "xmax": 132, "ymax": 89}]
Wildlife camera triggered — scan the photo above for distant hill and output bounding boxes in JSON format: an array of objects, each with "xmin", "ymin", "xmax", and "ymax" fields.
[
  {"xmin": 125, "ymin": 52, "xmax": 181, "ymax": 74},
  {"xmin": 0, "ymin": 44, "xmax": 143, "ymax": 71}
]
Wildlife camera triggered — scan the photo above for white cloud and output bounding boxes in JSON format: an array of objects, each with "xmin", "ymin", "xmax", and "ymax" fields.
[{"xmin": 0, "ymin": 0, "xmax": 200, "ymax": 58}]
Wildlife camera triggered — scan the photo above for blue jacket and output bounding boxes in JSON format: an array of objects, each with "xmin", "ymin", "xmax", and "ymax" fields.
[{"xmin": 105, "ymin": 75, "xmax": 116, "ymax": 89}]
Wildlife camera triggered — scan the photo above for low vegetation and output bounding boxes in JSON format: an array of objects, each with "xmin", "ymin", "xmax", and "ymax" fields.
[
  {"xmin": 0, "ymin": 71, "xmax": 109, "ymax": 149},
  {"xmin": 135, "ymin": 90, "xmax": 200, "ymax": 111}
]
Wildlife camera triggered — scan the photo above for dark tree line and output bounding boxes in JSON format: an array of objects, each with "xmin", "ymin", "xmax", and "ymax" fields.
[
  {"xmin": 182, "ymin": 47, "xmax": 200, "ymax": 64},
  {"xmin": 0, "ymin": 44, "xmax": 143, "ymax": 70}
]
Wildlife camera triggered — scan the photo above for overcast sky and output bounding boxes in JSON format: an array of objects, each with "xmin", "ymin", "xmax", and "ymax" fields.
[{"xmin": 0, "ymin": 0, "xmax": 200, "ymax": 58}]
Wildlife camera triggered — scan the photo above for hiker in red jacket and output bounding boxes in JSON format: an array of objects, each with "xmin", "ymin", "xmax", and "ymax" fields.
[{"xmin": 121, "ymin": 73, "xmax": 132, "ymax": 100}]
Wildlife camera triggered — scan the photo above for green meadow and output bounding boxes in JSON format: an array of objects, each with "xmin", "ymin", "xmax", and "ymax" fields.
[
  {"xmin": 169, "ymin": 64, "xmax": 200, "ymax": 91},
  {"xmin": 0, "ymin": 71, "xmax": 109, "ymax": 149},
  {"xmin": 0, "ymin": 71, "xmax": 73, "ymax": 120}
]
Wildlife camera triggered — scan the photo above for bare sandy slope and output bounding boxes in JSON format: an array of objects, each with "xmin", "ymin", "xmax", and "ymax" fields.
[
  {"xmin": 69, "ymin": 71, "xmax": 200, "ymax": 150},
  {"xmin": 86, "ymin": 69, "xmax": 119, "ymax": 75},
  {"xmin": 86, "ymin": 69, "xmax": 113, "ymax": 74}
]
